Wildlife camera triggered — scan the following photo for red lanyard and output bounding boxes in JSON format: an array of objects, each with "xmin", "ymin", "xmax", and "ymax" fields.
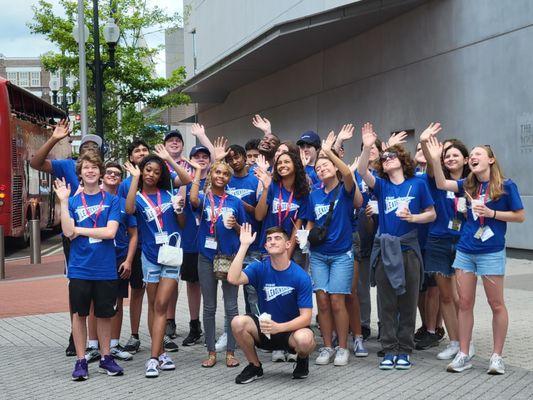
[
  {"xmin": 477, "ymin": 183, "xmax": 487, "ymax": 226},
  {"xmin": 142, "ymin": 190, "xmax": 164, "ymax": 230},
  {"xmin": 208, "ymin": 192, "xmax": 227, "ymax": 235},
  {"xmin": 277, "ymin": 183, "xmax": 294, "ymax": 226},
  {"xmin": 81, "ymin": 191, "xmax": 105, "ymax": 228}
]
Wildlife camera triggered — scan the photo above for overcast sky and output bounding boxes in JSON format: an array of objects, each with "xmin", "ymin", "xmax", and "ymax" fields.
[{"xmin": 0, "ymin": 0, "xmax": 183, "ymax": 77}]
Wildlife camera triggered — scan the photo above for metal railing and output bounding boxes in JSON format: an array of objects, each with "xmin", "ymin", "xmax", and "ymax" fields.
[{"xmin": 29, "ymin": 220, "xmax": 41, "ymax": 264}]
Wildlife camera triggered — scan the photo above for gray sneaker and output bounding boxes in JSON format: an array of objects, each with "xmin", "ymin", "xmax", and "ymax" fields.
[
  {"xmin": 122, "ymin": 336, "xmax": 141, "ymax": 354},
  {"xmin": 315, "ymin": 347, "xmax": 335, "ymax": 365},
  {"xmin": 447, "ymin": 352, "xmax": 472, "ymax": 373},
  {"xmin": 110, "ymin": 346, "xmax": 133, "ymax": 361},
  {"xmin": 165, "ymin": 320, "xmax": 177, "ymax": 339},
  {"xmin": 487, "ymin": 353, "xmax": 505, "ymax": 375},
  {"xmin": 84, "ymin": 348, "xmax": 101, "ymax": 363},
  {"xmin": 163, "ymin": 335, "xmax": 179, "ymax": 353}
]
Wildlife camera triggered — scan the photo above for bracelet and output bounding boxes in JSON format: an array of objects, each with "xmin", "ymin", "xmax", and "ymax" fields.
[{"xmin": 493, "ymin": 209, "xmax": 497, "ymax": 219}]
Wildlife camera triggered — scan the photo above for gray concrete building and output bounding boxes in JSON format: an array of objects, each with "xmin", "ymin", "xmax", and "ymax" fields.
[{"xmin": 173, "ymin": 0, "xmax": 533, "ymax": 250}]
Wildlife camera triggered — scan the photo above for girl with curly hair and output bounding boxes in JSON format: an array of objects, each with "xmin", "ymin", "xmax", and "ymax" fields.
[{"xmin": 357, "ymin": 123, "xmax": 436, "ymax": 371}]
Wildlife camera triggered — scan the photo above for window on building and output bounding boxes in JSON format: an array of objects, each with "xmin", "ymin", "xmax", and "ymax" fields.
[
  {"xmin": 30, "ymin": 71, "xmax": 41, "ymax": 87},
  {"xmin": 18, "ymin": 72, "xmax": 30, "ymax": 87},
  {"xmin": 7, "ymin": 72, "xmax": 17, "ymax": 84}
]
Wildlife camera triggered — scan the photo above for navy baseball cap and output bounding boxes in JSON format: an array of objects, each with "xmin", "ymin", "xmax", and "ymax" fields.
[
  {"xmin": 164, "ymin": 130, "xmax": 183, "ymax": 143},
  {"xmin": 296, "ymin": 131, "xmax": 321, "ymax": 147},
  {"xmin": 189, "ymin": 145, "xmax": 211, "ymax": 158}
]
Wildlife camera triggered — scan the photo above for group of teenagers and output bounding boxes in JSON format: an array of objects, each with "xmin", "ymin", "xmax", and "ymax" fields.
[{"xmin": 30, "ymin": 114, "xmax": 525, "ymax": 383}]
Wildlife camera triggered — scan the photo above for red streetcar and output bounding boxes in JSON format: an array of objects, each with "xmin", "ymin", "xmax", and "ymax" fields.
[{"xmin": 0, "ymin": 77, "xmax": 70, "ymax": 246}]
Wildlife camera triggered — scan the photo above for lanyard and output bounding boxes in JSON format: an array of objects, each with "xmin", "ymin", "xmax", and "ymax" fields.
[
  {"xmin": 81, "ymin": 191, "xmax": 105, "ymax": 228},
  {"xmin": 142, "ymin": 190, "xmax": 164, "ymax": 230},
  {"xmin": 208, "ymin": 192, "xmax": 227, "ymax": 235},
  {"xmin": 277, "ymin": 183, "xmax": 294, "ymax": 226},
  {"xmin": 477, "ymin": 183, "xmax": 487, "ymax": 226}
]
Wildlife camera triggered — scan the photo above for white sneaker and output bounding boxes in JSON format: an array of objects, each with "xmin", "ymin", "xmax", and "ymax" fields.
[
  {"xmin": 271, "ymin": 350, "xmax": 286, "ymax": 362},
  {"xmin": 487, "ymin": 353, "xmax": 505, "ymax": 375},
  {"xmin": 215, "ymin": 333, "xmax": 227, "ymax": 353},
  {"xmin": 467, "ymin": 342, "xmax": 475, "ymax": 361},
  {"xmin": 437, "ymin": 342, "xmax": 460, "ymax": 360},
  {"xmin": 145, "ymin": 358, "xmax": 159, "ymax": 378},
  {"xmin": 315, "ymin": 347, "xmax": 335, "ymax": 365},
  {"xmin": 158, "ymin": 353, "xmax": 176, "ymax": 371},
  {"xmin": 446, "ymin": 352, "xmax": 472, "ymax": 373},
  {"xmin": 333, "ymin": 347, "xmax": 349, "ymax": 366}
]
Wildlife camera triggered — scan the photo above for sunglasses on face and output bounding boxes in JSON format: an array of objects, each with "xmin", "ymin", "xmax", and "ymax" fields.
[
  {"xmin": 105, "ymin": 170, "xmax": 122, "ymax": 177},
  {"xmin": 380, "ymin": 151, "xmax": 398, "ymax": 161}
]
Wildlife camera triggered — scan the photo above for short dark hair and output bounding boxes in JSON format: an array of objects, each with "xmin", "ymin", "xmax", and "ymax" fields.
[
  {"xmin": 227, "ymin": 144, "xmax": 246, "ymax": 158},
  {"xmin": 245, "ymin": 138, "xmax": 260, "ymax": 151},
  {"xmin": 104, "ymin": 161, "xmax": 124, "ymax": 178},
  {"xmin": 127, "ymin": 139, "xmax": 150, "ymax": 158},
  {"xmin": 265, "ymin": 226, "xmax": 289, "ymax": 240}
]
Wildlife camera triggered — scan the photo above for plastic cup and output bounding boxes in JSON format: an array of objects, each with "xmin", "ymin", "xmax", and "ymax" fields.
[
  {"xmin": 222, "ymin": 210, "xmax": 234, "ymax": 229},
  {"xmin": 471, "ymin": 199, "xmax": 483, "ymax": 218},
  {"xmin": 296, "ymin": 229, "xmax": 310, "ymax": 250},
  {"xmin": 368, "ymin": 200, "xmax": 378, "ymax": 214},
  {"xmin": 456, "ymin": 197, "xmax": 467, "ymax": 213},
  {"xmin": 172, "ymin": 195, "xmax": 184, "ymax": 214},
  {"xmin": 258, "ymin": 312, "xmax": 272, "ymax": 339},
  {"xmin": 396, "ymin": 199, "xmax": 410, "ymax": 215}
]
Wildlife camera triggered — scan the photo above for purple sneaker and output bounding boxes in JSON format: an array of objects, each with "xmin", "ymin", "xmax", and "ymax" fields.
[
  {"xmin": 72, "ymin": 358, "xmax": 89, "ymax": 381},
  {"xmin": 99, "ymin": 355, "xmax": 124, "ymax": 376}
]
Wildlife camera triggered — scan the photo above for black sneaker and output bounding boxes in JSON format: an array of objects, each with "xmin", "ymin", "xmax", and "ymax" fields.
[
  {"xmin": 163, "ymin": 335, "xmax": 179, "ymax": 352},
  {"xmin": 377, "ymin": 349, "xmax": 385, "ymax": 357},
  {"xmin": 414, "ymin": 325, "xmax": 427, "ymax": 342},
  {"xmin": 292, "ymin": 356, "xmax": 309, "ymax": 379},
  {"xmin": 415, "ymin": 332, "xmax": 440, "ymax": 350},
  {"xmin": 182, "ymin": 320, "xmax": 203, "ymax": 346},
  {"xmin": 165, "ymin": 320, "xmax": 177, "ymax": 339},
  {"xmin": 66, "ymin": 333, "xmax": 76, "ymax": 357},
  {"xmin": 361, "ymin": 326, "xmax": 371, "ymax": 341},
  {"xmin": 436, "ymin": 327, "xmax": 446, "ymax": 342},
  {"xmin": 235, "ymin": 363, "xmax": 263, "ymax": 384}
]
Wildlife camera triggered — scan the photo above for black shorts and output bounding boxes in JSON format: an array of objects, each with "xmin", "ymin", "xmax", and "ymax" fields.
[
  {"xmin": 129, "ymin": 247, "xmax": 144, "ymax": 289},
  {"xmin": 116, "ymin": 257, "xmax": 129, "ymax": 299},
  {"xmin": 62, "ymin": 235, "xmax": 71, "ymax": 274},
  {"xmin": 69, "ymin": 279, "xmax": 118, "ymax": 318},
  {"xmin": 180, "ymin": 252, "xmax": 199, "ymax": 283},
  {"xmin": 248, "ymin": 313, "xmax": 295, "ymax": 352}
]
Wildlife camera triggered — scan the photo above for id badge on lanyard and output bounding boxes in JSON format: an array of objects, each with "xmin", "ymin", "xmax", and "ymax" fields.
[{"xmin": 449, "ymin": 197, "xmax": 462, "ymax": 232}]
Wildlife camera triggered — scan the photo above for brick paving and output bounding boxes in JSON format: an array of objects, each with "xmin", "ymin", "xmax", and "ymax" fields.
[{"xmin": 0, "ymin": 257, "xmax": 532, "ymax": 399}]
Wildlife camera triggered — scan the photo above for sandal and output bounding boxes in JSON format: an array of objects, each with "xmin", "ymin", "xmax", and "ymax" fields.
[
  {"xmin": 201, "ymin": 353, "xmax": 217, "ymax": 368},
  {"xmin": 225, "ymin": 353, "xmax": 240, "ymax": 368}
]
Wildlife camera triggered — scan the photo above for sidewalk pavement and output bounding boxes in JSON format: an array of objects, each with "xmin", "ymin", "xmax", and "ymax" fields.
[{"xmin": 0, "ymin": 256, "xmax": 532, "ymax": 399}]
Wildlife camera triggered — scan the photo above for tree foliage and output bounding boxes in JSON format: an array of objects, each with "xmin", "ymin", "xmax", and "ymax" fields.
[{"xmin": 28, "ymin": 0, "xmax": 190, "ymax": 160}]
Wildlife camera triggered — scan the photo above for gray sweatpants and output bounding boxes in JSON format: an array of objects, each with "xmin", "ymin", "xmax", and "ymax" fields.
[
  {"xmin": 197, "ymin": 254, "xmax": 239, "ymax": 352},
  {"xmin": 357, "ymin": 255, "xmax": 372, "ymax": 328},
  {"xmin": 374, "ymin": 250, "xmax": 420, "ymax": 354}
]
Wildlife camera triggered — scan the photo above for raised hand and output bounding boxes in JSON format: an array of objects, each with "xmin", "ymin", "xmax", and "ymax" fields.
[
  {"xmin": 254, "ymin": 166, "xmax": 272, "ymax": 189},
  {"xmin": 191, "ymin": 123, "xmax": 205, "ymax": 137},
  {"xmin": 384, "ymin": 130, "xmax": 408, "ymax": 150},
  {"xmin": 361, "ymin": 122, "xmax": 377, "ymax": 148},
  {"xmin": 349, "ymin": 156, "xmax": 360, "ymax": 173},
  {"xmin": 183, "ymin": 157, "xmax": 202, "ymax": 171},
  {"xmin": 154, "ymin": 143, "xmax": 171, "ymax": 161},
  {"xmin": 252, "ymin": 114, "xmax": 271, "ymax": 134},
  {"xmin": 425, "ymin": 135, "xmax": 444, "ymax": 162},
  {"xmin": 256, "ymin": 154, "xmax": 269, "ymax": 172},
  {"xmin": 51, "ymin": 119, "xmax": 71, "ymax": 141},
  {"xmin": 213, "ymin": 137, "xmax": 230, "ymax": 161},
  {"xmin": 419, "ymin": 122, "xmax": 442, "ymax": 143},
  {"xmin": 239, "ymin": 223, "xmax": 257, "ymax": 246},
  {"xmin": 53, "ymin": 178, "xmax": 71, "ymax": 201},
  {"xmin": 124, "ymin": 161, "xmax": 141, "ymax": 178},
  {"xmin": 299, "ymin": 148, "xmax": 310, "ymax": 167},
  {"xmin": 322, "ymin": 130, "xmax": 336, "ymax": 153},
  {"xmin": 337, "ymin": 123, "xmax": 355, "ymax": 142}
]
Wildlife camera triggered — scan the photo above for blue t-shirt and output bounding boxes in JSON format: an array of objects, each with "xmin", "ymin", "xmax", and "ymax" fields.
[
  {"xmin": 182, "ymin": 179, "xmax": 206, "ymax": 253},
  {"xmin": 197, "ymin": 193, "xmax": 246, "ymax": 261},
  {"xmin": 67, "ymin": 191, "xmax": 120, "ymax": 280},
  {"xmin": 414, "ymin": 173, "xmax": 431, "ymax": 248},
  {"xmin": 134, "ymin": 189, "xmax": 182, "ymax": 265},
  {"xmin": 309, "ymin": 183, "xmax": 355, "ymax": 254},
  {"xmin": 258, "ymin": 183, "xmax": 310, "ymax": 250},
  {"xmin": 51, "ymin": 159, "xmax": 79, "ymax": 195},
  {"xmin": 373, "ymin": 175, "xmax": 434, "ymax": 238},
  {"xmin": 355, "ymin": 170, "xmax": 379, "ymax": 256},
  {"xmin": 115, "ymin": 197, "xmax": 137, "ymax": 260},
  {"xmin": 117, "ymin": 175, "xmax": 132, "ymax": 199},
  {"xmin": 456, "ymin": 179, "xmax": 523, "ymax": 254},
  {"xmin": 243, "ymin": 258, "xmax": 313, "ymax": 324},
  {"xmin": 305, "ymin": 165, "xmax": 320, "ymax": 186},
  {"xmin": 427, "ymin": 176, "xmax": 465, "ymax": 239},
  {"xmin": 226, "ymin": 171, "xmax": 260, "ymax": 250}
]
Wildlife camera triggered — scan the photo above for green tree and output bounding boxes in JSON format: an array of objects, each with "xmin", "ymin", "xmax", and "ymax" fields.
[{"xmin": 28, "ymin": 0, "xmax": 190, "ymax": 160}]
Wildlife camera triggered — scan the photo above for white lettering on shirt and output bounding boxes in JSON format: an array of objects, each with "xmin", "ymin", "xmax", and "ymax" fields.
[
  {"xmin": 314, "ymin": 200, "xmax": 338, "ymax": 220},
  {"xmin": 75, "ymin": 205, "xmax": 110, "ymax": 222},
  {"xmin": 263, "ymin": 284, "xmax": 295, "ymax": 301},
  {"xmin": 142, "ymin": 202, "xmax": 173, "ymax": 222},
  {"xmin": 271, "ymin": 198, "xmax": 299, "ymax": 214},
  {"xmin": 384, "ymin": 196, "xmax": 415, "ymax": 214},
  {"xmin": 226, "ymin": 187, "xmax": 254, "ymax": 199}
]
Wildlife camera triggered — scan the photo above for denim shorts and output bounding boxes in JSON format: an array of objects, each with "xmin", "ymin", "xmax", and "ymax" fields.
[
  {"xmin": 310, "ymin": 250, "xmax": 354, "ymax": 294},
  {"xmin": 452, "ymin": 249, "xmax": 506, "ymax": 276},
  {"xmin": 141, "ymin": 252, "xmax": 180, "ymax": 283},
  {"xmin": 423, "ymin": 235, "xmax": 459, "ymax": 277}
]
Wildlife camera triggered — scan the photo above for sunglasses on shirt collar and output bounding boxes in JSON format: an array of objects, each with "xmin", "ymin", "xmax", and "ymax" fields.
[{"xmin": 380, "ymin": 151, "xmax": 398, "ymax": 161}]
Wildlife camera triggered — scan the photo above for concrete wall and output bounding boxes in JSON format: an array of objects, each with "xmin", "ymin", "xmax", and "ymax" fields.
[{"xmin": 192, "ymin": 0, "xmax": 533, "ymax": 250}]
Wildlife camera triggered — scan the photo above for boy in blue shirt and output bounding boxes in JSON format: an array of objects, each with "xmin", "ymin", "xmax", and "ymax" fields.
[{"xmin": 228, "ymin": 225, "xmax": 315, "ymax": 384}]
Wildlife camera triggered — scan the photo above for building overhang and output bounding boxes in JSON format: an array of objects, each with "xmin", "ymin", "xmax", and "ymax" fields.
[{"xmin": 169, "ymin": 0, "xmax": 429, "ymax": 114}]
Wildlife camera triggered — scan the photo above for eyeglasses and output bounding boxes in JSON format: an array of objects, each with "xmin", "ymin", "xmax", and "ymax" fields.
[
  {"xmin": 105, "ymin": 170, "xmax": 122, "ymax": 177},
  {"xmin": 380, "ymin": 151, "xmax": 398, "ymax": 161}
]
